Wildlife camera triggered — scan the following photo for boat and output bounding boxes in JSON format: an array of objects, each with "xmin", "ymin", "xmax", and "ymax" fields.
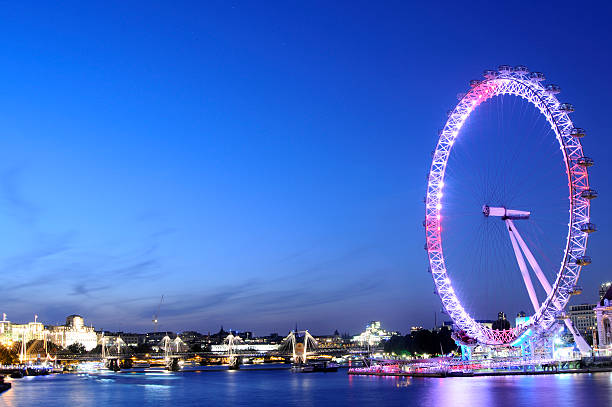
[
  {"xmin": 291, "ymin": 364, "xmax": 315, "ymax": 373},
  {"xmin": 448, "ymin": 370, "xmax": 474, "ymax": 377},
  {"xmin": 166, "ymin": 357, "xmax": 181, "ymax": 372},
  {"xmin": 312, "ymin": 361, "xmax": 339, "ymax": 372}
]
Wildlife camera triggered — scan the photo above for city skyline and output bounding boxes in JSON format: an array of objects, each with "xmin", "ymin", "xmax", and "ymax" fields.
[
  {"xmin": 0, "ymin": 2, "xmax": 611, "ymax": 335},
  {"xmin": 3, "ymin": 282, "xmax": 611, "ymax": 337}
]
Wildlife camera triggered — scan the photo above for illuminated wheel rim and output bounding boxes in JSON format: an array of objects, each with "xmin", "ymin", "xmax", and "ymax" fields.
[{"xmin": 425, "ymin": 67, "xmax": 592, "ymax": 346}]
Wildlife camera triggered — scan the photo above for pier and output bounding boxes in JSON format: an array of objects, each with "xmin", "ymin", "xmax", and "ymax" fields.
[{"xmin": 348, "ymin": 355, "xmax": 612, "ymax": 378}]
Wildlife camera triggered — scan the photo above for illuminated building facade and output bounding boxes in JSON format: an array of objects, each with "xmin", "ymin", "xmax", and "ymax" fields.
[
  {"xmin": 315, "ymin": 330, "xmax": 349, "ymax": 349},
  {"xmin": 351, "ymin": 321, "xmax": 398, "ymax": 346},
  {"xmin": 0, "ymin": 315, "xmax": 45, "ymax": 345},
  {"xmin": 595, "ymin": 284, "xmax": 612, "ymax": 354},
  {"xmin": 48, "ymin": 315, "xmax": 98, "ymax": 351},
  {"xmin": 569, "ymin": 304, "xmax": 597, "ymax": 341}
]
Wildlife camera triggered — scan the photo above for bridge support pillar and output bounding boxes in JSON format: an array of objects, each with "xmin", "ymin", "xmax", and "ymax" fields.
[{"xmin": 105, "ymin": 358, "xmax": 120, "ymax": 372}]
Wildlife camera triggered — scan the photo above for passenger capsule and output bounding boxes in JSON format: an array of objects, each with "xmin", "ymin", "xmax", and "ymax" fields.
[
  {"xmin": 577, "ymin": 157, "xmax": 594, "ymax": 167},
  {"xmin": 559, "ymin": 103, "xmax": 575, "ymax": 113},
  {"xmin": 575, "ymin": 256, "xmax": 592, "ymax": 266},
  {"xmin": 469, "ymin": 79, "xmax": 482, "ymax": 87},
  {"xmin": 483, "ymin": 70, "xmax": 498, "ymax": 79},
  {"xmin": 569, "ymin": 285, "xmax": 583, "ymax": 295},
  {"xmin": 514, "ymin": 65, "xmax": 529, "ymax": 74},
  {"xmin": 554, "ymin": 311, "xmax": 569, "ymax": 320},
  {"xmin": 498, "ymin": 65, "xmax": 512, "ymax": 74},
  {"xmin": 580, "ymin": 223, "xmax": 597, "ymax": 233},
  {"xmin": 570, "ymin": 128, "xmax": 586, "ymax": 138},
  {"xmin": 545, "ymin": 84, "xmax": 561, "ymax": 94},
  {"xmin": 581, "ymin": 189, "xmax": 598, "ymax": 200},
  {"xmin": 529, "ymin": 71, "xmax": 545, "ymax": 81}
]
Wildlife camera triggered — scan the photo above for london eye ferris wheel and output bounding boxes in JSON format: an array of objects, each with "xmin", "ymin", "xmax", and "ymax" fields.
[{"xmin": 425, "ymin": 65, "xmax": 596, "ymax": 352}]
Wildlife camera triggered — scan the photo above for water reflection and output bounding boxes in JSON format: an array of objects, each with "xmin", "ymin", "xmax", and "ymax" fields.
[{"xmin": 1, "ymin": 371, "xmax": 611, "ymax": 406}]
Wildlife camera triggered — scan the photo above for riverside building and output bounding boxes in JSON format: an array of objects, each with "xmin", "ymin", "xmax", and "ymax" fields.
[
  {"xmin": 569, "ymin": 304, "xmax": 597, "ymax": 341},
  {"xmin": 0, "ymin": 314, "xmax": 45, "ymax": 345},
  {"xmin": 595, "ymin": 284, "xmax": 612, "ymax": 354},
  {"xmin": 0, "ymin": 314, "xmax": 99, "ymax": 352},
  {"xmin": 48, "ymin": 315, "xmax": 98, "ymax": 351},
  {"xmin": 351, "ymin": 321, "xmax": 398, "ymax": 347}
]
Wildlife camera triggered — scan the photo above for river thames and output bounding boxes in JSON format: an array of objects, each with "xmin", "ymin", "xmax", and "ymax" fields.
[{"xmin": 1, "ymin": 369, "xmax": 611, "ymax": 406}]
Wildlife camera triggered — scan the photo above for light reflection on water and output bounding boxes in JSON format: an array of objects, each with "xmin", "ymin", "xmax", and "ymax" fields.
[{"xmin": 1, "ymin": 371, "xmax": 611, "ymax": 406}]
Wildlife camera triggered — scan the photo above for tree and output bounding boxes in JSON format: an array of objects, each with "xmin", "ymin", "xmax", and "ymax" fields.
[
  {"xmin": 88, "ymin": 344, "xmax": 103, "ymax": 355},
  {"xmin": 67, "ymin": 342, "xmax": 86, "ymax": 354},
  {"xmin": 0, "ymin": 343, "xmax": 20, "ymax": 365},
  {"xmin": 438, "ymin": 327, "xmax": 457, "ymax": 354},
  {"xmin": 189, "ymin": 343, "xmax": 202, "ymax": 352},
  {"xmin": 384, "ymin": 335, "xmax": 411, "ymax": 355},
  {"xmin": 412, "ymin": 329, "xmax": 439, "ymax": 355},
  {"xmin": 382, "ymin": 328, "xmax": 458, "ymax": 356},
  {"xmin": 132, "ymin": 343, "xmax": 154, "ymax": 354}
]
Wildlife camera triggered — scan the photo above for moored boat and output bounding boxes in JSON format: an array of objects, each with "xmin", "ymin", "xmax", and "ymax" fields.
[
  {"xmin": 291, "ymin": 364, "xmax": 315, "ymax": 373},
  {"xmin": 312, "ymin": 361, "xmax": 339, "ymax": 372}
]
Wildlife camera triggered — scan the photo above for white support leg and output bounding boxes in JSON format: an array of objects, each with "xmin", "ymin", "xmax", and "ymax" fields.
[
  {"xmin": 507, "ymin": 219, "xmax": 553, "ymax": 294},
  {"xmin": 506, "ymin": 219, "xmax": 539, "ymax": 313},
  {"xmin": 509, "ymin": 220, "xmax": 592, "ymax": 354}
]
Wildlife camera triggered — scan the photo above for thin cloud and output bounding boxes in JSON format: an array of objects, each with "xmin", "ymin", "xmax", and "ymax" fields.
[
  {"xmin": 71, "ymin": 282, "xmax": 112, "ymax": 296},
  {"xmin": 0, "ymin": 167, "xmax": 39, "ymax": 225}
]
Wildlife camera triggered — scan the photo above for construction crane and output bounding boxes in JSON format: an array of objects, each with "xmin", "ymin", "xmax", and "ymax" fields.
[{"xmin": 152, "ymin": 295, "xmax": 164, "ymax": 332}]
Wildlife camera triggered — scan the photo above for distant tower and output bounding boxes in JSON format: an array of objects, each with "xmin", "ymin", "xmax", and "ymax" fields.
[
  {"xmin": 66, "ymin": 315, "xmax": 84, "ymax": 329},
  {"xmin": 600, "ymin": 282, "xmax": 612, "ymax": 300}
]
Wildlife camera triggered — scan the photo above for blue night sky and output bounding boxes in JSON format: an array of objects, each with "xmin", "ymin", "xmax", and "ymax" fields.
[{"xmin": 0, "ymin": 1, "xmax": 610, "ymax": 335}]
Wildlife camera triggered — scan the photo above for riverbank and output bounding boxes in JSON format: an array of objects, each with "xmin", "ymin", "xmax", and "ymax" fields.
[{"xmin": 0, "ymin": 379, "xmax": 10, "ymax": 394}]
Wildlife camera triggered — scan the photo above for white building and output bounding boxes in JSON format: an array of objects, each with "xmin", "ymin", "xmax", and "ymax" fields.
[
  {"xmin": 48, "ymin": 315, "xmax": 98, "ymax": 351},
  {"xmin": 352, "ymin": 321, "xmax": 398, "ymax": 346},
  {"xmin": 0, "ymin": 314, "xmax": 10, "ymax": 342},
  {"xmin": 0, "ymin": 314, "xmax": 45, "ymax": 345}
]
